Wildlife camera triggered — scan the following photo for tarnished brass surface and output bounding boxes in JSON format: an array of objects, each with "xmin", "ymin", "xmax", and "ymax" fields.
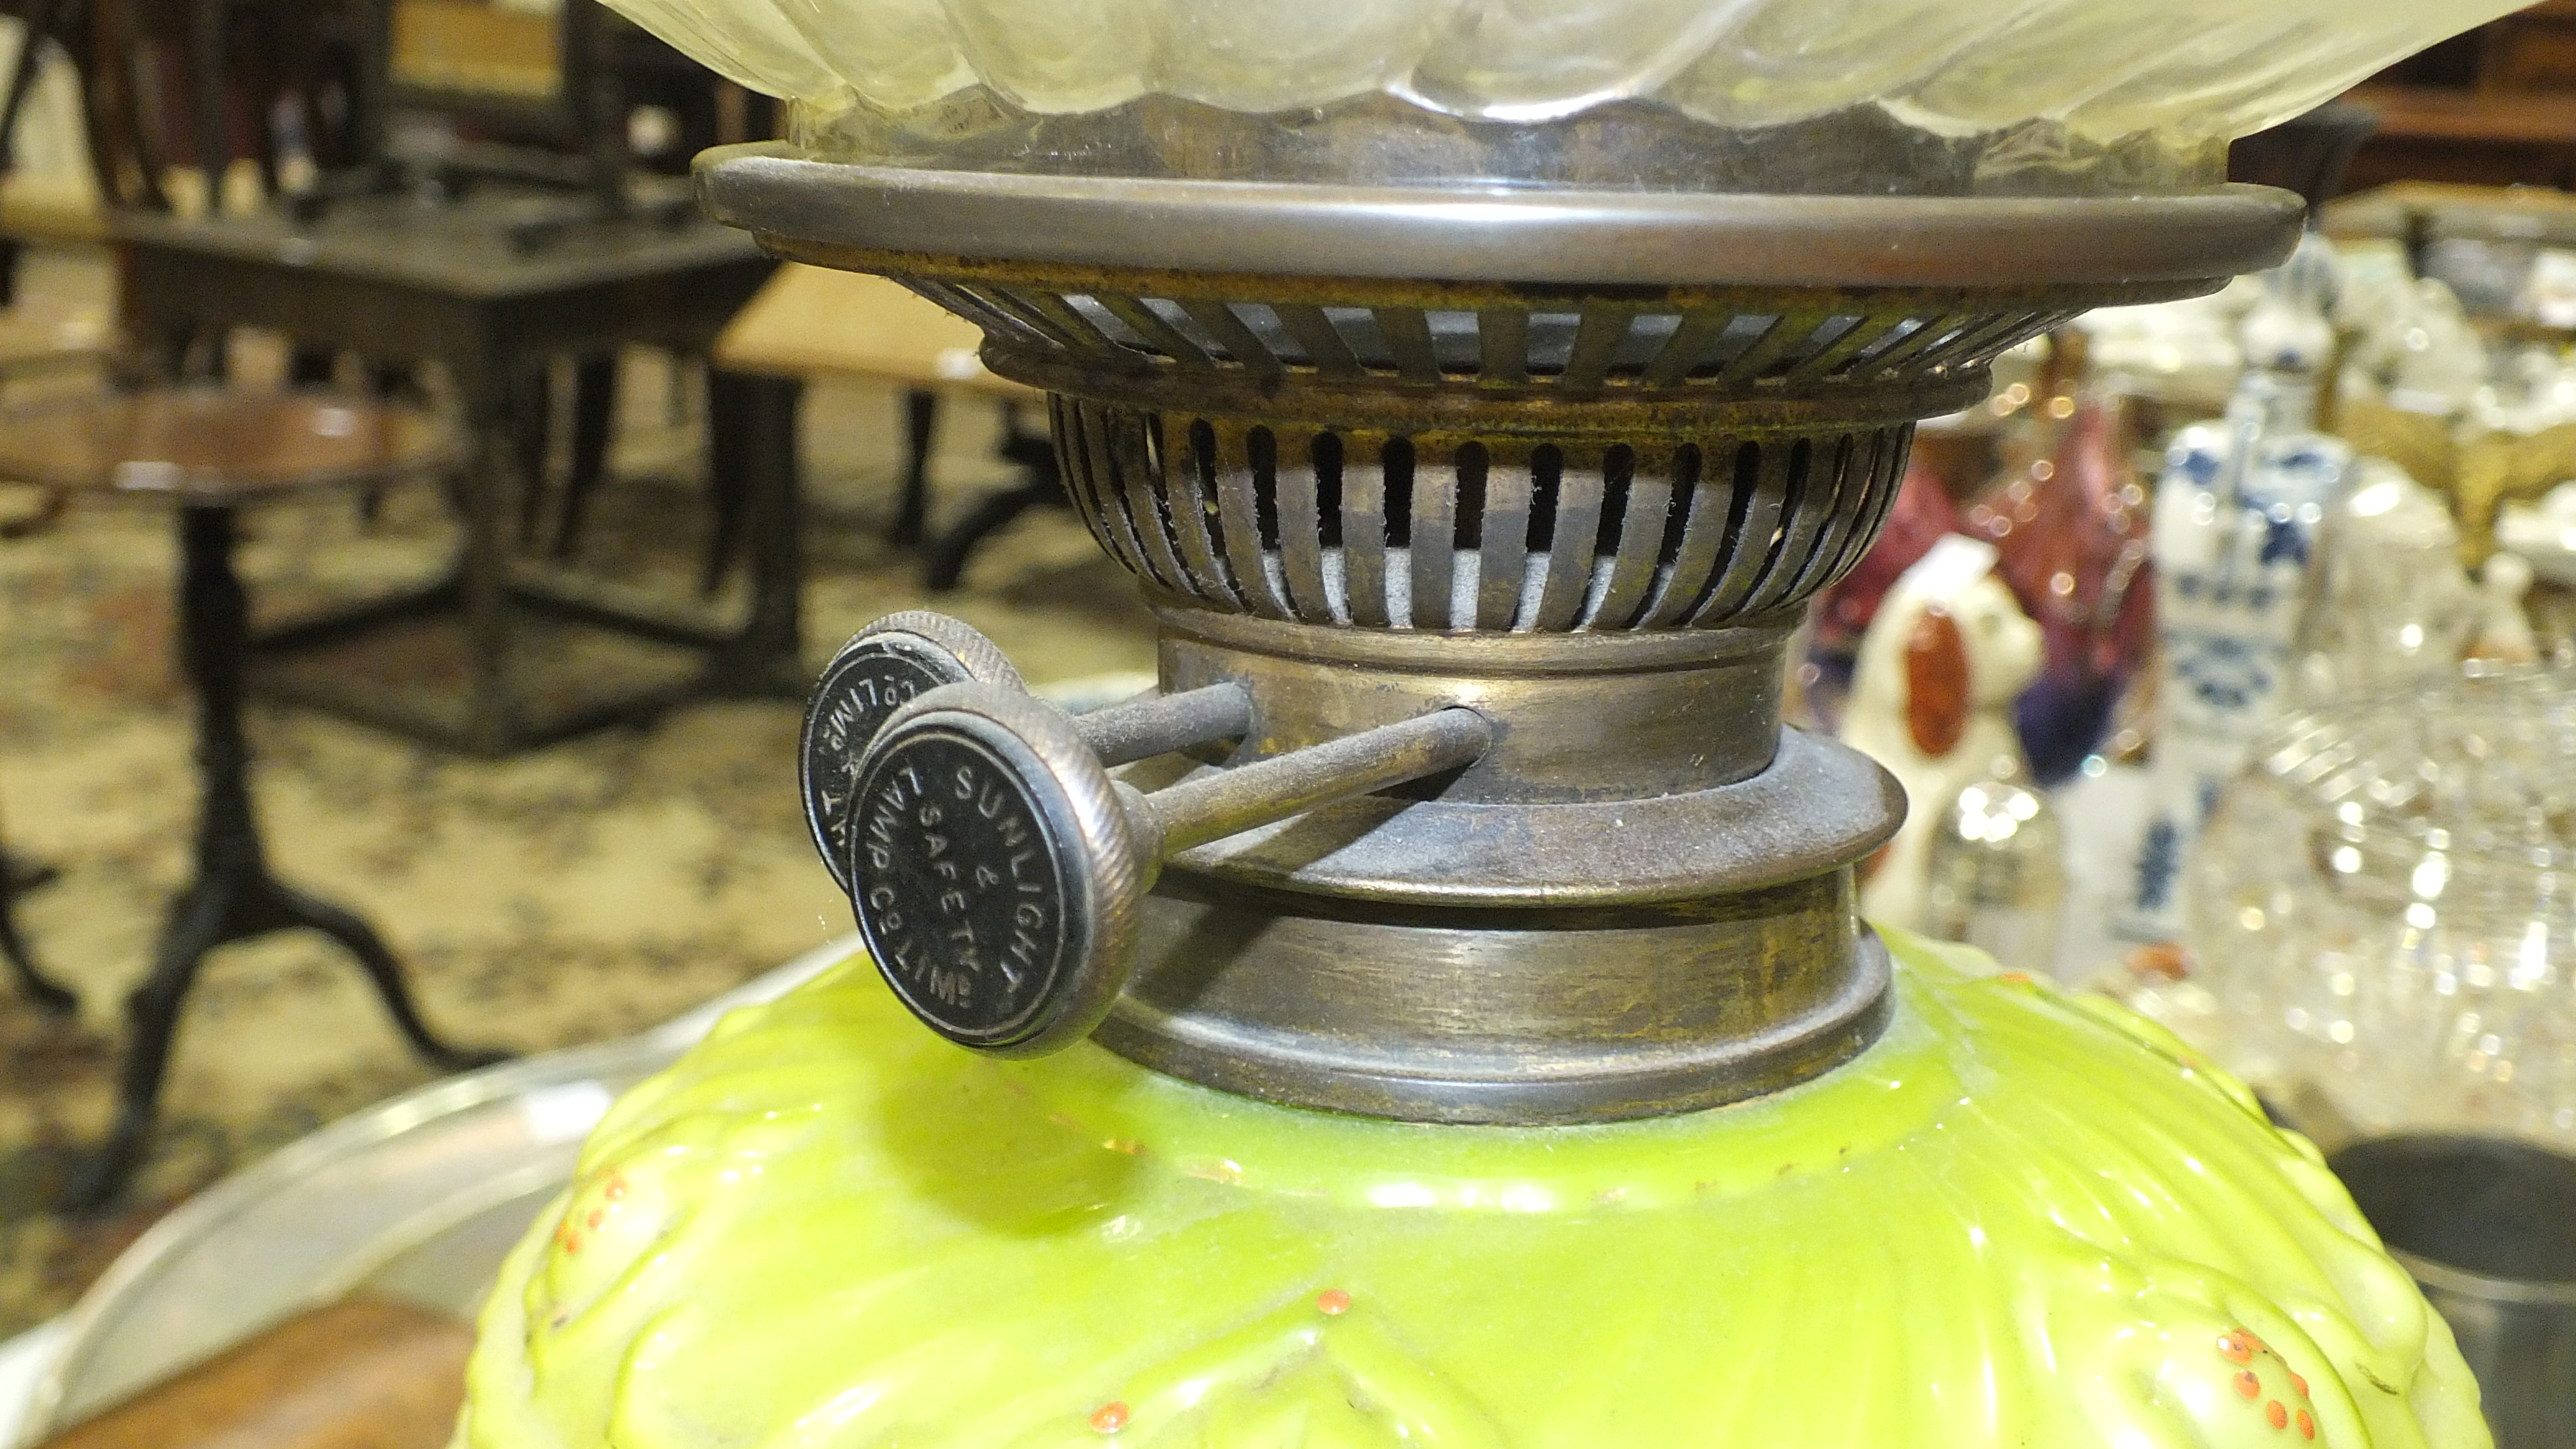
[
  {"xmin": 1061, "ymin": 401, "xmax": 1916, "ymax": 633},
  {"xmin": 1137, "ymin": 708, "xmax": 1494, "ymax": 858},
  {"xmin": 1137, "ymin": 725, "xmax": 1902, "ymax": 908},
  {"xmin": 1101, "ymin": 713, "xmax": 1898, "ymax": 1116},
  {"xmin": 721, "ymin": 159, "xmax": 2299, "ymax": 1121},
  {"xmin": 695, "ymin": 146, "xmax": 2302, "ymax": 289},
  {"xmin": 1103, "ymin": 872, "xmax": 1891, "ymax": 1123},
  {"xmin": 1154, "ymin": 604, "xmax": 1793, "ymax": 803}
]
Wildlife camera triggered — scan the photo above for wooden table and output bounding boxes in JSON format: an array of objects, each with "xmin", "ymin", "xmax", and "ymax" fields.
[
  {"xmin": 113, "ymin": 187, "xmax": 779, "ymax": 754},
  {"xmin": 35, "ymin": 1298, "xmax": 471, "ymax": 1449},
  {"xmin": 711, "ymin": 263, "xmax": 1054, "ymax": 593},
  {"xmin": 0, "ymin": 391, "xmax": 508, "ymax": 1205},
  {"xmin": 2344, "ymin": 84, "xmax": 2576, "ymax": 193},
  {"xmin": 2323, "ymin": 178, "xmax": 2576, "ymax": 249}
]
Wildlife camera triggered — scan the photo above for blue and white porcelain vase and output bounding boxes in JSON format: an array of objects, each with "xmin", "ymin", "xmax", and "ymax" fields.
[{"xmin": 2123, "ymin": 236, "xmax": 2353, "ymax": 943}]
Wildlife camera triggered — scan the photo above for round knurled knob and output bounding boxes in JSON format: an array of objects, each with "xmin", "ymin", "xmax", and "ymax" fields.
[
  {"xmin": 801, "ymin": 613, "xmax": 1022, "ymax": 895},
  {"xmin": 844, "ymin": 683, "xmax": 1142, "ymax": 1056},
  {"xmin": 846, "ymin": 681, "xmax": 1493, "ymax": 1056}
]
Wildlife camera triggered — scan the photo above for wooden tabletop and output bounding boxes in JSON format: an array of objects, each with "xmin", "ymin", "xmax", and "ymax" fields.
[
  {"xmin": 2323, "ymin": 179, "xmax": 2576, "ymax": 246},
  {"xmin": 35, "ymin": 1297, "xmax": 471, "ymax": 1449},
  {"xmin": 712, "ymin": 262, "xmax": 1031, "ymax": 395},
  {"xmin": 112, "ymin": 183, "xmax": 765, "ymax": 301},
  {"xmin": 0, "ymin": 390, "xmax": 458, "ymax": 503},
  {"xmin": 2348, "ymin": 85, "xmax": 2576, "ymax": 149}
]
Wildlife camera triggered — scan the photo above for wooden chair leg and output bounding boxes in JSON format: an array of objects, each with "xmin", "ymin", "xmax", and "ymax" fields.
[
  {"xmin": 286, "ymin": 344, "xmax": 337, "ymax": 386},
  {"xmin": 922, "ymin": 408, "xmax": 1065, "ymax": 592},
  {"xmin": 702, "ymin": 367, "xmax": 749, "ymax": 596},
  {"xmin": 513, "ymin": 362, "xmax": 553, "ymax": 545},
  {"xmin": 549, "ymin": 351, "xmax": 619, "ymax": 560},
  {"xmin": 357, "ymin": 362, "xmax": 415, "ymax": 527},
  {"xmin": 892, "ymin": 387, "xmax": 936, "ymax": 547}
]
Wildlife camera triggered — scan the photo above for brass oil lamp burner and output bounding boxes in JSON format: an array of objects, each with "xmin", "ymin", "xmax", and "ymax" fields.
[
  {"xmin": 455, "ymin": 8, "xmax": 2523, "ymax": 1448},
  {"xmin": 768, "ymin": 177, "xmax": 2279, "ymax": 1120}
]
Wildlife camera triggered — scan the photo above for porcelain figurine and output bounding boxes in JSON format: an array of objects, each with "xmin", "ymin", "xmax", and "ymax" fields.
[
  {"xmin": 1806, "ymin": 460, "xmax": 1969, "ymax": 733},
  {"xmin": 2290, "ymin": 458, "xmax": 2479, "ymax": 702},
  {"xmin": 1844, "ymin": 534, "xmax": 2045, "ymax": 932},
  {"xmin": 2345, "ymin": 277, "xmax": 2487, "ymax": 419},
  {"xmin": 2471, "ymin": 551, "xmax": 2541, "ymax": 665},
  {"xmin": 1969, "ymin": 388, "xmax": 2157, "ymax": 783},
  {"xmin": 2122, "ymin": 234, "xmax": 2352, "ymax": 945}
]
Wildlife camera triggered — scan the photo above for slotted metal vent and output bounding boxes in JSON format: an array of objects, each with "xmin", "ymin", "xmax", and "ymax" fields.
[
  {"xmin": 911, "ymin": 282, "xmax": 2072, "ymax": 396},
  {"xmin": 1057, "ymin": 399, "xmax": 1907, "ymax": 633}
]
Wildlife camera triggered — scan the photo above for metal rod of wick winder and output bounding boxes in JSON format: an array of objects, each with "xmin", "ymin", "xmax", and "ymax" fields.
[
  {"xmin": 1141, "ymin": 707, "xmax": 1492, "ymax": 856},
  {"xmin": 1072, "ymin": 682, "xmax": 1252, "ymax": 765}
]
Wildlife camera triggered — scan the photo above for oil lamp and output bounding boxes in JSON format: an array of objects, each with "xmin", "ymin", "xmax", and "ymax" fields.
[{"xmin": 457, "ymin": 7, "xmax": 2521, "ymax": 1447}]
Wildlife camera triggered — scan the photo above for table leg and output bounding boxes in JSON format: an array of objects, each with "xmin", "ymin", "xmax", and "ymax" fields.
[
  {"xmin": 701, "ymin": 367, "xmax": 749, "ymax": 597},
  {"xmin": 922, "ymin": 402, "xmax": 1065, "ymax": 592},
  {"xmin": 454, "ymin": 363, "xmax": 523, "ymax": 756},
  {"xmin": 513, "ymin": 361, "xmax": 553, "ymax": 546},
  {"xmin": 0, "ymin": 833, "xmax": 74, "ymax": 1013},
  {"xmin": 706, "ymin": 370, "xmax": 804, "ymax": 697},
  {"xmin": 893, "ymin": 387, "xmax": 936, "ymax": 547},
  {"xmin": 68, "ymin": 505, "xmax": 510, "ymax": 1211},
  {"xmin": 550, "ymin": 351, "xmax": 619, "ymax": 559}
]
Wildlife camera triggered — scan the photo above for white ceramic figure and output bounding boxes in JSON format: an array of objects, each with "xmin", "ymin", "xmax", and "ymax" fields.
[
  {"xmin": 2343, "ymin": 277, "xmax": 2489, "ymax": 417},
  {"xmin": 1844, "ymin": 535, "xmax": 2044, "ymax": 932},
  {"xmin": 2074, "ymin": 276, "xmax": 2258, "ymax": 411},
  {"xmin": 2473, "ymin": 344, "xmax": 2576, "ymax": 437},
  {"xmin": 2499, "ymin": 481, "xmax": 2576, "ymax": 586},
  {"xmin": 2291, "ymin": 457, "xmax": 2478, "ymax": 701},
  {"xmin": 2473, "ymin": 550, "xmax": 2542, "ymax": 665},
  {"xmin": 2123, "ymin": 235, "xmax": 2352, "ymax": 944}
]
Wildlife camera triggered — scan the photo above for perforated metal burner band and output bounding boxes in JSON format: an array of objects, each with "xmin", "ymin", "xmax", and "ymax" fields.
[
  {"xmin": 705, "ymin": 148, "xmax": 2304, "ymax": 1122},
  {"xmin": 1051, "ymin": 397, "xmax": 1915, "ymax": 633},
  {"xmin": 863, "ymin": 264, "xmax": 2111, "ymax": 636}
]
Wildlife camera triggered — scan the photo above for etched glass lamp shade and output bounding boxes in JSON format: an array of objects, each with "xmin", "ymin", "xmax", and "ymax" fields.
[
  {"xmin": 605, "ymin": 0, "xmax": 2521, "ymax": 191},
  {"xmin": 455, "ymin": 5, "xmax": 2516, "ymax": 1449}
]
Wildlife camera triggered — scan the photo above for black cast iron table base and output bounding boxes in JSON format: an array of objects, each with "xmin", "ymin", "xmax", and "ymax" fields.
[
  {"xmin": 66, "ymin": 506, "xmax": 508, "ymax": 1213},
  {"xmin": 0, "ymin": 847, "xmax": 74, "ymax": 1014}
]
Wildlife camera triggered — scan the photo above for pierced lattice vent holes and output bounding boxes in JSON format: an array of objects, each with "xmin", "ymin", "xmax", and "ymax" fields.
[
  {"xmin": 1055, "ymin": 400, "xmax": 1911, "ymax": 634},
  {"xmin": 909, "ymin": 280, "xmax": 2074, "ymax": 395}
]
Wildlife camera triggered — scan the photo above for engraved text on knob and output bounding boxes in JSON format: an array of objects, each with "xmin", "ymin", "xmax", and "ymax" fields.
[
  {"xmin": 804, "ymin": 650, "xmax": 953, "ymax": 886},
  {"xmin": 853, "ymin": 733, "xmax": 1069, "ymax": 1043}
]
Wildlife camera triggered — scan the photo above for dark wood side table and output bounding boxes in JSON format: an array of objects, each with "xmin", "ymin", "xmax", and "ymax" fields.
[
  {"xmin": 0, "ymin": 390, "xmax": 509, "ymax": 1207},
  {"xmin": 112, "ymin": 188, "xmax": 788, "ymax": 754}
]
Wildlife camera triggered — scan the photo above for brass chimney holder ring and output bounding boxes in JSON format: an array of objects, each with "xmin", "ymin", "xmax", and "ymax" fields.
[{"xmin": 719, "ymin": 148, "xmax": 2306, "ymax": 1125}]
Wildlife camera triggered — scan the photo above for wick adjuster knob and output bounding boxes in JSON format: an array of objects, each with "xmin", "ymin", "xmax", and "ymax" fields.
[
  {"xmin": 802, "ymin": 613, "xmax": 1024, "ymax": 895},
  {"xmin": 802, "ymin": 612, "xmax": 1258, "ymax": 894},
  {"xmin": 846, "ymin": 684, "xmax": 1491, "ymax": 1056}
]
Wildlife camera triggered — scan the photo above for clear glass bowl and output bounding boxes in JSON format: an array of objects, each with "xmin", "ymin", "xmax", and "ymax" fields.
[
  {"xmin": 2190, "ymin": 666, "xmax": 2576, "ymax": 1148},
  {"xmin": 616, "ymin": 0, "xmax": 2521, "ymax": 192}
]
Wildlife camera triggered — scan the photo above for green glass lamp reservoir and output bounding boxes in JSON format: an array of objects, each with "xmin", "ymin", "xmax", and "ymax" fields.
[{"xmin": 459, "ymin": 937, "xmax": 2481, "ymax": 1448}]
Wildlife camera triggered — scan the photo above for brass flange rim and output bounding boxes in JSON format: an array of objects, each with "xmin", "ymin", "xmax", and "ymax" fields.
[
  {"xmin": 1097, "ymin": 925, "xmax": 1896, "ymax": 1124},
  {"xmin": 697, "ymin": 143, "xmax": 2304, "ymax": 291}
]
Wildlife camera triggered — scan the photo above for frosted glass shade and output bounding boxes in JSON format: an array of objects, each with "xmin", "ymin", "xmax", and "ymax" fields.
[{"xmin": 610, "ymin": 0, "xmax": 2518, "ymax": 191}]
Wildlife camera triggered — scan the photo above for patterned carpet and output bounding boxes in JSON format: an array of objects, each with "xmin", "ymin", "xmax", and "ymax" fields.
[{"xmin": 0, "ymin": 258, "xmax": 1157, "ymax": 1334}]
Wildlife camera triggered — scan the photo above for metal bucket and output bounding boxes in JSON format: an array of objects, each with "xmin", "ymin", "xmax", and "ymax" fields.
[{"xmin": 2331, "ymin": 1135, "xmax": 2576, "ymax": 1449}]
